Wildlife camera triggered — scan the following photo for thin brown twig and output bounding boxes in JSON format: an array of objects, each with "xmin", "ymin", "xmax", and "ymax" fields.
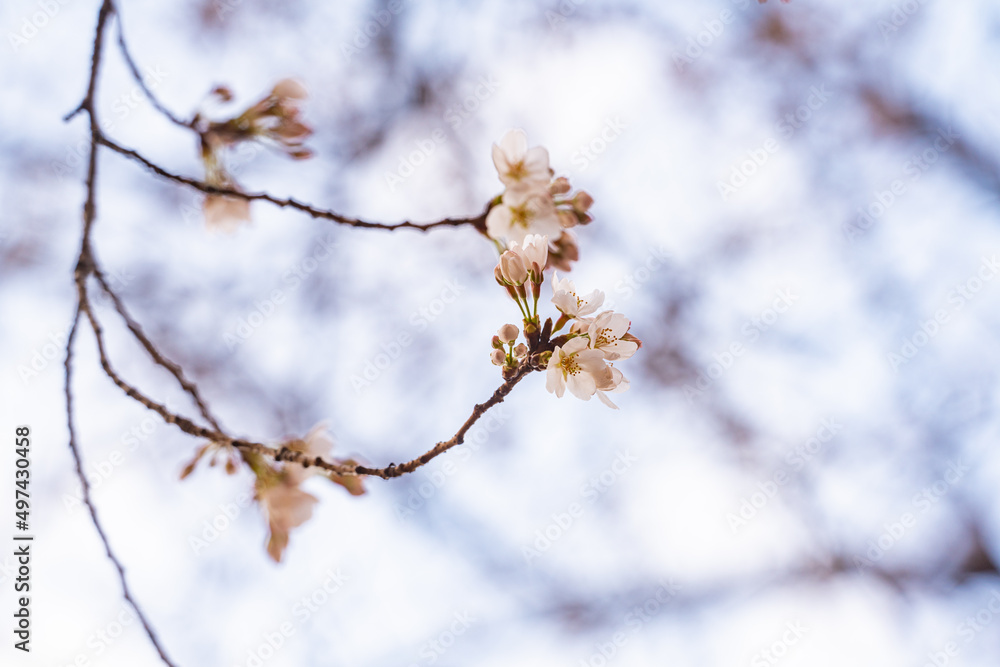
[
  {"xmin": 97, "ymin": 134, "xmax": 493, "ymax": 233},
  {"xmin": 93, "ymin": 267, "xmax": 224, "ymax": 432},
  {"xmin": 114, "ymin": 14, "xmax": 192, "ymax": 129},
  {"xmin": 64, "ymin": 2, "xmax": 179, "ymax": 665},
  {"xmin": 66, "ymin": 301, "xmax": 179, "ymax": 667}
]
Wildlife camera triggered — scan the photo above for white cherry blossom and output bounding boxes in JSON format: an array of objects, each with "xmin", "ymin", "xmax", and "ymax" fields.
[
  {"xmin": 486, "ymin": 188, "xmax": 561, "ymax": 244},
  {"xmin": 587, "ymin": 311, "xmax": 639, "ymax": 361},
  {"xmin": 492, "ymin": 129, "xmax": 551, "ymax": 188},
  {"xmin": 595, "ymin": 365, "xmax": 630, "ymax": 409},
  {"xmin": 551, "ymin": 273, "xmax": 604, "ymax": 319},
  {"xmin": 545, "ymin": 337, "xmax": 611, "ymax": 400}
]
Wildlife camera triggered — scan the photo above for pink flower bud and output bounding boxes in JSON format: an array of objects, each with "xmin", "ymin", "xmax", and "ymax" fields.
[
  {"xmin": 572, "ymin": 191, "xmax": 594, "ymax": 212},
  {"xmin": 498, "ymin": 324, "xmax": 519, "ymax": 344},
  {"xmin": 549, "ymin": 176, "xmax": 572, "ymax": 195},
  {"xmin": 499, "ymin": 250, "xmax": 528, "ymax": 285},
  {"xmin": 272, "ymin": 78, "xmax": 308, "ymax": 100},
  {"xmin": 558, "ymin": 210, "xmax": 578, "ymax": 229},
  {"xmin": 490, "ymin": 349, "xmax": 507, "ymax": 366}
]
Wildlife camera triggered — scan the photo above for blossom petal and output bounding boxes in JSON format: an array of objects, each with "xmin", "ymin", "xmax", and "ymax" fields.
[
  {"xmin": 566, "ymin": 370, "xmax": 597, "ymax": 399},
  {"xmin": 486, "ymin": 205, "xmax": 513, "ymax": 240},
  {"xmin": 498, "ymin": 129, "xmax": 528, "ymax": 160},
  {"xmin": 546, "ymin": 356, "xmax": 565, "ymax": 397},
  {"xmin": 596, "ymin": 391, "xmax": 620, "ymax": 409}
]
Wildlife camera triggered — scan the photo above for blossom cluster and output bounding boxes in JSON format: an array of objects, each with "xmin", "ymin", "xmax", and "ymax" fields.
[
  {"xmin": 194, "ymin": 78, "xmax": 314, "ymax": 230},
  {"xmin": 487, "ymin": 130, "xmax": 640, "ymax": 408},
  {"xmin": 485, "ymin": 129, "xmax": 593, "ymax": 271}
]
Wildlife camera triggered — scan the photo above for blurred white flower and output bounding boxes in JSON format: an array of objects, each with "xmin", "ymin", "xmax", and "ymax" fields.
[
  {"xmin": 196, "ymin": 78, "xmax": 314, "ymax": 231},
  {"xmin": 259, "ymin": 482, "xmax": 318, "ymax": 563},
  {"xmin": 548, "ymin": 231, "xmax": 580, "ymax": 271},
  {"xmin": 203, "ymin": 191, "xmax": 251, "ymax": 232},
  {"xmin": 255, "ymin": 423, "xmax": 363, "ymax": 562}
]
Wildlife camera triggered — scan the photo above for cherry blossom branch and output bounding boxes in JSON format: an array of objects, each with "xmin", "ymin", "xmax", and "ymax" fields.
[
  {"xmin": 64, "ymin": 0, "xmax": 532, "ymax": 489},
  {"xmin": 97, "ymin": 134, "xmax": 492, "ymax": 233},
  {"xmin": 65, "ymin": 0, "xmax": 597, "ymax": 571}
]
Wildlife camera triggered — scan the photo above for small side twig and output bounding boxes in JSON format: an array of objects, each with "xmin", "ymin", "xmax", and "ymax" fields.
[
  {"xmin": 98, "ymin": 135, "xmax": 492, "ymax": 233},
  {"xmin": 93, "ymin": 268, "xmax": 224, "ymax": 432},
  {"xmin": 114, "ymin": 14, "xmax": 193, "ymax": 129}
]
